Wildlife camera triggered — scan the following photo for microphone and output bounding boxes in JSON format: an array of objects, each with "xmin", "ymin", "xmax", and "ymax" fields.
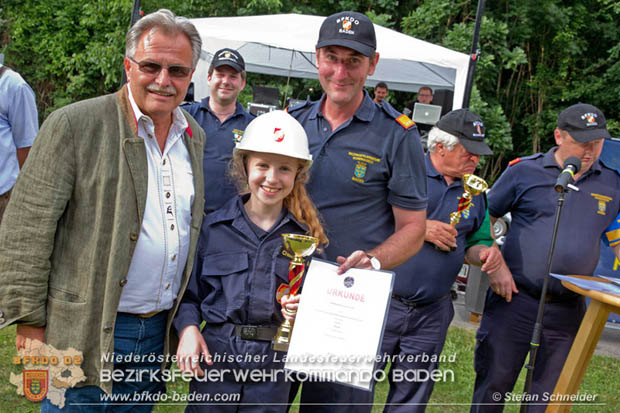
[{"xmin": 554, "ymin": 156, "xmax": 581, "ymax": 192}]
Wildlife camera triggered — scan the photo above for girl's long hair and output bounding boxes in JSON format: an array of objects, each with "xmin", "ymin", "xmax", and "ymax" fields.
[{"xmin": 230, "ymin": 150, "xmax": 328, "ymax": 247}]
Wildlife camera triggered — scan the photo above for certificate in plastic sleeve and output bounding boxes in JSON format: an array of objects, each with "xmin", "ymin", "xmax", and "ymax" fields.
[{"xmin": 284, "ymin": 258, "xmax": 394, "ymax": 391}]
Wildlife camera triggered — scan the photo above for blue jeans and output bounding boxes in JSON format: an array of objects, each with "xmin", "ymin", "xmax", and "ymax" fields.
[{"xmin": 41, "ymin": 311, "xmax": 167, "ymax": 412}]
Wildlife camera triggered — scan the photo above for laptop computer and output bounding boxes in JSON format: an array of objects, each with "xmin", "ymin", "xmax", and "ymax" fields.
[{"xmin": 412, "ymin": 103, "xmax": 442, "ymax": 125}]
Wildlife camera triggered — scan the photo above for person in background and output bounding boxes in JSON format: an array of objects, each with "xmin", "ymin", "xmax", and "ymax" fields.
[
  {"xmin": 417, "ymin": 86, "xmax": 434, "ymax": 104},
  {"xmin": 0, "ymin": 63, "xmax": 38, "ymax": 223},
  {"xmin": 183, "ymin": 48, "xmax": 255, "ymax": 212},
  {"xmin": 0, "ymin": 9, "xmax": 205, "ymax": 411},
  {"xmin": 373, "ymin": 81, "xmax": 388, "ymax": 105},
  {"xmin": 415, "ymin": 86, "xmax": 435, "ymax": 138},
  {"xmin": 471, "ymin": 103, "xmax": 620, "ymax": 412},
  {"xmin": 377, "ymin": 109, "xmax": 510, "ymax": 412}
]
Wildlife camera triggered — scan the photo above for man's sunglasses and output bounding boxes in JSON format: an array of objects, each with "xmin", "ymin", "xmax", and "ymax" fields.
[{"xmin": 128, "ymin": 56, "xmax": 192, "ymax": 78}]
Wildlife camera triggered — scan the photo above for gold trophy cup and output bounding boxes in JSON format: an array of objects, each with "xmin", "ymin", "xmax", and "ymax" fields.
[
  {"xmin": 444, "ymin": 174, "xmax": 488, "ymax": 251},
  {"xmin": 449, "ymin": 173, "xmax": 488, "ymax": 227},
  {"xmin": 272, "ymin": 233, "xmax": 318, "ymax": 352}
]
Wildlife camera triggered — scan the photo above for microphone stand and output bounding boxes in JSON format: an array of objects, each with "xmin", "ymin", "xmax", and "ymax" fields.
[{"xmin": 519, "ymin": 183, "xmax": 577, "ymax": 412}]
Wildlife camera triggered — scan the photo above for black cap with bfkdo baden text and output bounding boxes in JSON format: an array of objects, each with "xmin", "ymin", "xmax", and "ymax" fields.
[
  {"xmin": 316, "ymin": 11, "xmax": 376, "ymax": 57},
  {"xmin": 557, "ymin": 103, "xmax": 611, "ymax": 142}
]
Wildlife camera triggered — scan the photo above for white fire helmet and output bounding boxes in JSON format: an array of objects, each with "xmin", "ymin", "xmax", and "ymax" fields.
[{"xmin": 235, "ymin": 110, "xmax": 312, "ymax": 163}]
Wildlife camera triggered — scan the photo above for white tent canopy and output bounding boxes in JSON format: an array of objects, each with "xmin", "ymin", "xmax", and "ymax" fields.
[{"xmin": 189, "ymin": 14, "xmax": 469, "ymax": 110}]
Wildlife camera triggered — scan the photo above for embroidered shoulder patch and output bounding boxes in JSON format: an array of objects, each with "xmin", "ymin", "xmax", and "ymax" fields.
[{"xmin": 395, "ymin": 114, "xmax": 415, "ymax": 130}]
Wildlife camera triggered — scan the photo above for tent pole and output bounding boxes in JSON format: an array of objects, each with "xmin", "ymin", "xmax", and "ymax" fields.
[
  {"xmin": 462, "ymin": 0, "xmax": 485, "ymax": 108},
  {"xmin": 282, "ymin": 50, "xmax": 295, "ymax": 108}
]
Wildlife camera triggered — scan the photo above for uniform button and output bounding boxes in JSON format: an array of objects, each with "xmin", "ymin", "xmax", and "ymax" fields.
[
  {"xmin": 148, "ymin": 134, "xmax": 153, "ymax": 139},
  {"xmin": 166, "ymin": 192, "xmax": 171, "ymax": 198},
  {"xmin": 129, "ymin": 232, "xmax": 138, "ymax": 241},
  {"xmin": 163, "ymin": 159, "xmax": 167, "ymax": 165},
  {"xmin": 172, "ymin": 254, "xmax": 177, "ymax": 261},
  {"xmin": 103, "ymin": 326, "xmax": 113, "ymax": 333},
  {"xmin": 165, "ymin": 282, "xmax": 171, "ymax": 290},
  {"xmin": 323, "ymin": 127, "xmax": 327, "ymax": 132},
  {"xmin": 119, "ymin": 279, "xmax": 128, "ymax": 287},
  {"xmin": 170, "ymin": 224, "xmax": 175, "ymax": 230}
]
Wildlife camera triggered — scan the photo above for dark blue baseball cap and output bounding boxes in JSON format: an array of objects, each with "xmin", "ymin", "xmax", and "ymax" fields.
[{"xmin": 316, "ymin": 11, "xmax": 376, "ymax": 57}]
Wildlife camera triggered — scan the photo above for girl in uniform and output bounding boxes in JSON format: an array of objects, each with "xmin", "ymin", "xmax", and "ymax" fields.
[{"xmin": 174, "ymin": 110, "xmax": 328, "ymax": 412}]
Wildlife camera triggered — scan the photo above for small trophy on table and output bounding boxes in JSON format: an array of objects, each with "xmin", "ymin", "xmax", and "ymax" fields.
[
  {"xmin": 272, "ymin": 233, "xmax": 318, "ymax": 352},
  {"xmin": 447, "ymin": 174, "xmax": 488, "ymax": 250}
]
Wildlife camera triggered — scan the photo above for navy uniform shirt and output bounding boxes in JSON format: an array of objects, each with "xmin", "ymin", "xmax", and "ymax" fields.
[
  {"xmin": 173, "ymin": 194, "xmax": 313, "ymax": 331},
  {"xmin": 392, "ymin": 154, "xmax": 488, "ymax": 301},
  {"xmin": 182, "ymin": 98, "xmax": 255, "ymax": 211},
  {"xmin": 288, "ymin": 91, "xmax": 427, "ymax": 270},
  {"xmin": 488, "ymin": 147, "xmax": 620, "ymax": 298}
]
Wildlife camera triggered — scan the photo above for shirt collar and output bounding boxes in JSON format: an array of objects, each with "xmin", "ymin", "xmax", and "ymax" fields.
[
  {"xmin": 309, "ymin": 90, "xmax": 376, "ymax": 122},
  {"xmin": 425, "ymin": 153, "xmax": 442, "ymax": 178},
  {"xmin": 207, "ymin": 194, "xmax": 306, "ymax": 230},
  {"xmin": 200, "ymin": 97, "xmax": 245, "ymax": 118},
  {"xmin": 425, "ymin": 152, "xmax": 464, "ymax": 187},
  {"xmin": 126, "ymin": 85, "xmax": 188, "ymax": 135}
]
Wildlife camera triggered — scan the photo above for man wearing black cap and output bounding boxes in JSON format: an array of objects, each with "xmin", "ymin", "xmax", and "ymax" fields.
[
  {"xmin": 183, "ymin": 48, "xmax": 255, "ymax": 212},
  {"xmin": 370, "ymin": 109, "xmax": 510, "ymax": 412},
  {"xmin": 287, "ymin": 10, "xmax": 427, "ymax": 412},
  {"xmin": 471, "ymin": 103, "xmax": 620, "ymax": 412}
]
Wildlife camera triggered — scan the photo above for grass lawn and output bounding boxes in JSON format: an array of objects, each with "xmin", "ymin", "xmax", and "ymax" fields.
[{"xmin": 2, "ymin": 325, "xmax": 618, "ymax": 411}]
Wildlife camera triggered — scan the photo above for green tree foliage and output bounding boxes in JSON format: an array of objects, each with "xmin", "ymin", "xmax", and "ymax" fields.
[
  {"xmin": 1, "ymin": 0, "xmax": 131, "ymax": 117},
  {"xmin": 3, "ymin": 0, "xmax": 620, "ymax": 182},
  {"xmin": 402, "ymin": 0, "xmax": 620, "ymax": 182}
]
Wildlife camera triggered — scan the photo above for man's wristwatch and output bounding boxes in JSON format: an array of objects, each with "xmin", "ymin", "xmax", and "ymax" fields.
[{"xmin": 365, "ymin": 252, "xmax": 381, "ymax": 270}]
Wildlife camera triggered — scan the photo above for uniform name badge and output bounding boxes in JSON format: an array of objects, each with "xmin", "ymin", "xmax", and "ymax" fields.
[{"xmin": 284, "ymin": 258, "xmax": 394, "ymax": 391}]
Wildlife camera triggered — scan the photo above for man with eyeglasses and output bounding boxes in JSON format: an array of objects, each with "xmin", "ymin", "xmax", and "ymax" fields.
[
  {"xmin": 287, "ymin": 11, "xmax": 427, "ymax": 412},
  {"xmin": 417, "ymin": 86, "xmax": 434, "ymax": 105},
  {"xmin": 182, "ymin": 48, "xmax": 255, "ymax": 212},
  {"xmin": 0, "ymin": 9, "xmax": 204, "ymax": 411}
]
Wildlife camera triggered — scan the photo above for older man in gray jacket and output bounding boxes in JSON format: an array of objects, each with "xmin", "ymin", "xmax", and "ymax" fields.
[{"xmin": 0, "ymin": 9, "xmax": 204, "ymax": 411}]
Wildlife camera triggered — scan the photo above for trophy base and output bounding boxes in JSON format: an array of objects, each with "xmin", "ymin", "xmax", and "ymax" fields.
[{"xmin": 272, "ymin": 319, "xmax": 295, "ymax": 352}]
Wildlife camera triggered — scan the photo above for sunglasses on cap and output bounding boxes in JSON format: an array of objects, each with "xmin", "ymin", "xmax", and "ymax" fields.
[{"xmin": 128, "ymin": 56, "xmax": 192, "ymax": 78}]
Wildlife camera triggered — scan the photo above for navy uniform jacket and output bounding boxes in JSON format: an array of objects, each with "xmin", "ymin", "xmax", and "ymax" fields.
[
  {"xmin": 488, "ymin": 148, "xmax": 620, "ymax": 298},
  {"xmin": 174, "ymin": 194, "xmax": 317, "ymax": 332},
  {"xmin": 288, "ymin": 92, "xmax": 427, "ymax": 269},
  {"xmin": 182, "ymin": 98, "xmax": 255, "ymax": 211},
  {"xmin": 392, "ymin": 154, "xmax": 489, "ymax": 301}
]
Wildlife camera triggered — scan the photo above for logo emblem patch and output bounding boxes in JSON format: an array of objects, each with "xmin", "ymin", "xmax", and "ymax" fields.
[
  {"xmin": 582, "ymin": 112, "xmax": 599, "ymax": 127},
  {"xmin": 354, "ymin": 161, "xmax": 367, "ymax": 179},
  {"xmin": 274, "ymin": 127, "xmax": 285, "ymax": 142},
  {"xmin": 232, "ymin": 129, "xmax": 244, "ymax": 143},
  {"xmin": 591, "ymin": 193, "xmax": 612, "ymax": 215},
  {"xmin": 24, "ymin": 370, "xmax": 48, "ymax": 402}
]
